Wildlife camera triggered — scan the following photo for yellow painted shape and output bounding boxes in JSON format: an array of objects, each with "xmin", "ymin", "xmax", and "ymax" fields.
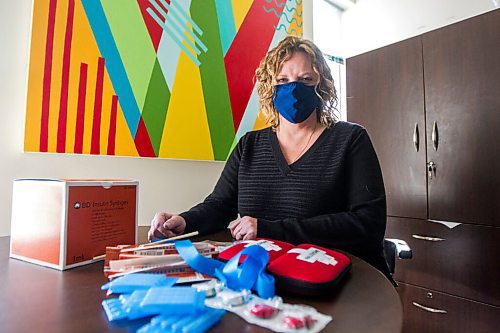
[
  {"xmin": 115, "ymin": 100, "xmax": 139, "ymax": 157},
  {"xmin": 252, "ymin": 111, "xmax": 269, "ymax": 131},
  {"xmin": 44, "ymin": 0, "xmax": 67, "ymax": 152},
  {"xmin": 24, "ymin": 0, "xmax": 50, "ymax": 151},
  {"xmin": 231, "ymin": 0, "xmax": 253, "ymax": 31},
  {"xmin": 99, "ymin": 70, "xmax": 113, "ymax": 154},
  {"xmin": 289, "ymin": 1, "xmax": 303, "ymax": 36},
  {"xmin": 159, "ymin": 53, "xmax": 214, "ymax": 160},
  {"xmin": 64, "ymin": 0, "xmax": 98, "ymax": 153}
]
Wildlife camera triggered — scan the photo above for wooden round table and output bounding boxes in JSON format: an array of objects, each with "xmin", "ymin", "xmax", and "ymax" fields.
[{"xmin": 0, "ymin": 232, "xmax": 402, "ymax": 333}]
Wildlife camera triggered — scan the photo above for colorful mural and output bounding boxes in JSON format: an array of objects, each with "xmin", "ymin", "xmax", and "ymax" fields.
[{"xmin": 24, "ymin": 0, "xmax": 303, "ymax": 160}]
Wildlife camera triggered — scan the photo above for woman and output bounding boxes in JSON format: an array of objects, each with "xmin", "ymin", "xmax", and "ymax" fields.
[{"xmin": 149, "ymin": 36, "xmax": 390, "ymax": 278}]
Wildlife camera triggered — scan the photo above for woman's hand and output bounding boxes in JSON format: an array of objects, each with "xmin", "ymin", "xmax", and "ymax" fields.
[
  {"xmin": 148, "ymin": 212, "xmax": 186, "ymax": 241},
  {"xmin": 228, "ymin": 216, "xmax": 258, "ymax": 240}
]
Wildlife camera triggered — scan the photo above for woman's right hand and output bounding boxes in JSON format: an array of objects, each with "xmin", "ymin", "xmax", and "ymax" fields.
[{"xmin": 148, "ymin": 212, "xmax": 186, "ymax": 241}]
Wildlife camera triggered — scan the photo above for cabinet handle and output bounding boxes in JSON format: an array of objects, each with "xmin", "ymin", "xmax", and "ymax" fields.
[
  {"xmin": 427, "ymin": 161, "xmax": 436, "ymax": 179},
  {"xmin": 412, "ymin": 234, "xmax": 445, "ymax": 242},
  {"xmin": 412, "ymin": 301, "xmax": 447, "ymax": 314},
  {"xmin": 413, "ymin": 123, "xmax": 419, "ymax": 152},
  {"xmin": 431, "ymin": 121, "xmax": 439, "ymax": 151}
]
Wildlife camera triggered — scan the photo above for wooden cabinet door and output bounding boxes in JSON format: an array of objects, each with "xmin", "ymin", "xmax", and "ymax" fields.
[
  {"xmin": 423, "ymin": 9, "xmax": 500, "ymax": 226},
  {"xmin": 347, "ymin": 37, "xmax": 427, "ymax": 219},
  {"xmin": 397, "ymin": 282, "xmax": 500, "ymax": 333},
  {"xmin": 386, "ymin": 217, "xmax": 500, "ymax": 306}
]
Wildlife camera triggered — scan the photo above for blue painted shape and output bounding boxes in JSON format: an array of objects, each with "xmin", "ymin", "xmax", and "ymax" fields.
[
  {"xmin": 169, "ymin": 0, "xmax": 203, "ymax": 35},
  {"xmin": 148, "ymin": 0, "xmax": 201, "ymax": 55},
  {"xmin": 147, "ymin": 8, "xmax": 201, "ymax": 66},
  {"xmin": 81, "ymin": 0, "xmax": 141, "ymax": 136},
  {"xmin": 214, "ymin": 0, "xmax": 236, "ymax": 55},
  {"xmin": 158, "ymin": 0, "xmax": 208, "ymax": 52}
]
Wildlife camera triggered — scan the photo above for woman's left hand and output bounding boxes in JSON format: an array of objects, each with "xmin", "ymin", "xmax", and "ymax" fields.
[{"xmin": 228, "ymin": 216, "xmax": 258, "ymax": 240}]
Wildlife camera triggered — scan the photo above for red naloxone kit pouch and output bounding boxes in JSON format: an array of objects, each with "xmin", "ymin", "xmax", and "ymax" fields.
[{"xmin": 218, "ymin": 239, "xmax": 351, "ymax": 296}]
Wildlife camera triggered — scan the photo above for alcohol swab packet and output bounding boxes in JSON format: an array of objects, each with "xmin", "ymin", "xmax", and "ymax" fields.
[
  {"xmin": 101, "ymin": 273, "xmax": 177, "ymax": 295},
  {"xmin": 139, "ymin": 286, "xmax": 206, "ymax": 315}
]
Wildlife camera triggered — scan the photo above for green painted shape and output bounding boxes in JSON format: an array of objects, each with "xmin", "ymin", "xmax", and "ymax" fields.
[
  {"xmin": 190, "ymin": 0, "xmax": 235, "ymax": 161},
  {"xmin": 101, "ymin": 0, "xmax": 157, "ymax": 112},
  {"xmin": 227, "ymin": 135, "xmax": 238, "ymax": 160},
  {"xmin": 141, "ymin": 58, "xmax": 170, "ymax": 156}
]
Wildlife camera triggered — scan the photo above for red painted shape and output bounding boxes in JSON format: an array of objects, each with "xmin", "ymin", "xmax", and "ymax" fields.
[
  {"xmin": 74, "ymin": 63, "xmax": 88, "ymax": 154},
  {"xmin": 224, "ymin": 0, "xmax": 284, "ymax": 131},
  {"xmin": 40, "ymin": 0, "xmax": 58, "ymax": 152},
  {"xmin": 134, "ymin": 117, "xmax": 156, "ymax": 157},
  {"xmin": 91, "ymin": 57, "xmax": 105, "ymax": 155},
  {"xmin": 57, "ymin": 0, "xmax": 75, "ymax": 153},
  {"xmin": 136, "ymin": 0, "xmax": 169, "ymax": 52},
  {"xmin": 107, "ymin": 95, "xmax": 118, "ymax": 155}
]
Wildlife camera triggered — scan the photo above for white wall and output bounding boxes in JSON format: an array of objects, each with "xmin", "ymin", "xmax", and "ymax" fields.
[
  {"xmin": 342, "ymin": 0, "xmax": 499, "ymax": 57},
  {"xmin": 0, "ymin": 1, "xmax": 314, "ymax": 237},
  {"xmin": 312, "ymin": 1, "xmax": 346, "ymax": 120}
]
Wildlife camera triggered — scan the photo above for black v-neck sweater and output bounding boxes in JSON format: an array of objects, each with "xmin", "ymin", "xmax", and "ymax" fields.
[{"xmin": 181, "ymin": 121, "xmax": 390, "ymax": 276}]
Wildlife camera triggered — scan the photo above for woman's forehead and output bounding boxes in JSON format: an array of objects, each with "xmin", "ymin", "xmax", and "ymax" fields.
[{"xmin": 277, "ymin": 51, "xmax": 314, "ymax": 74}]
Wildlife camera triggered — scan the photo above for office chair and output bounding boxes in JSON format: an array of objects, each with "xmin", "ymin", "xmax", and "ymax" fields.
[{"xmin": 384, "ymin": 238, "xmax": 412, "ymax": 286}]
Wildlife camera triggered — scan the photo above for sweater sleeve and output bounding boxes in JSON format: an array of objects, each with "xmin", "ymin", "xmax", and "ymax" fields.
[
  {"xmin": 257, "ymin": 128, "xmax": 387, "ymax": 256},
  {"xmin": 179, "ymin": 136, "xmax": 243, "ymax": 236}
]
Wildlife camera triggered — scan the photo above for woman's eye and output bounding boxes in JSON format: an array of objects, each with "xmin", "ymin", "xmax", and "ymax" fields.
[
  {"xmin": 300, "ymin": 77, "xmax": 312, "ymax": 82},
  {"xmin": 276, "ymin": 78, "xmax": 287, "ymax": 83}
]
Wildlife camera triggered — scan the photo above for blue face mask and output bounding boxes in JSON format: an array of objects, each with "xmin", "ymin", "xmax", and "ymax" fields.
[{"xmin": 273, "ymin": 82, "xmax": 321, "ymax": 124}]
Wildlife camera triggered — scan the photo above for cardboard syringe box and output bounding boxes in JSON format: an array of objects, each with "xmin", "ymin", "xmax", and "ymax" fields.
[{"xmin": 10, "ymin": 179, "xmax": 138, "ymax": 270}]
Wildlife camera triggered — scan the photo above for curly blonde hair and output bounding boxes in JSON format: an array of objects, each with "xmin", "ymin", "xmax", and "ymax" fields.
[{"xmin": 255, "ymin": 36, "xmax": 338, "ymax": 129}]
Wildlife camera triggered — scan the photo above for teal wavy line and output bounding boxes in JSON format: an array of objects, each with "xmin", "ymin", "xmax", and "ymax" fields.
[
  {"xmin": 275, "ymin": 24, "xmax": 299, "ymax": 37},
  {"xmin": 295, "ymin": 0, "xmax": 303, "ymax": 6},
  {"xmin": 281, "ymin": 11, "xmax": 303, "ymax": 27},
  {"xmin": 263, "ymin": 6, "xmax": 303, "ymax": 27},
  {"xmin": 262, "ymin": 6, "xmax": 280, "ymax": 18},
  {"xmin": 265, "ymin": 0, "xmax": 286, "ymax": 7},
  {"xmin": 285, "ymin": 4, "xmax": 302, "ymax": 17}
]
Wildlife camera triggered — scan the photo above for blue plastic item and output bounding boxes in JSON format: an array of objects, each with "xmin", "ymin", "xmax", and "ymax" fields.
[
  {"xmin": 221, "ymin": 244, "xmax": 275, "ymax": 298},
  {"xmin": 137, "ymin": 315, "xmax": 184, "ymax": 333},
  {"xmin": 140, "ymin": 286, "xmax": 206, "ymax": 315},
  {"xmin": 101, "ymin": 298, "xmax": 127, "ymax": 321},
  {"xmin": 136, "ymin": 323, "xmax": 157, "ymax": 333},
  {"xmin": 175, "ymin": 240, "xmax": 275, "ymax": 298},
  {"xmin": 137, "ymin": 315, "xmax": 185, "ymax": 333},
  {"xmin": 121, "ymin": 290, "xmax": 155, "ymax": 320},
  {"xmin": 101, "ymin": 273, "xmax": 177, "ymax": 294},
  {"xmin": 170, "ymin": 315, "xmax": 198, "ymax": 333},
  {"xmin": 150, "ymin": 314, "xmax": 183, "ymax": 328},
  {"xmin": 137, "ymin": 309, "xmax": 225, "ymax": 333},
  {"xmin": 182, "ymin": 308, "xmax": 226, "ymax": 333}
]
